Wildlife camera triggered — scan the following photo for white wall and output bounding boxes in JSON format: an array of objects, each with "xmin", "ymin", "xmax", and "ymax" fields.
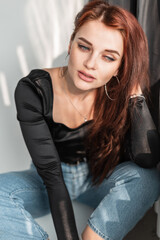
[
  {"xmin": 0, "ymin": 2, "xmax": 94, "ymax": 239},
  {"xmin": 0, "ymin": 0, "xmax": 87, "ymax": 173}
]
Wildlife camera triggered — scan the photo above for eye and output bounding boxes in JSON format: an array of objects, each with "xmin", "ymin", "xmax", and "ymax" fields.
[
  {"xmin": 78, "ymin": 44, "xmax": 90, "ymax": 51},
  {"xmin": 104, "ymin": 56, "xmax": 115, "ymax": 62}
]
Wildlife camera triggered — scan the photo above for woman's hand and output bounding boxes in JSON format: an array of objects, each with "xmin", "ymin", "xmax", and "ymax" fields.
[{"xmin": 130, "ymin": 83, "xmax": 142, "ymax": 95}]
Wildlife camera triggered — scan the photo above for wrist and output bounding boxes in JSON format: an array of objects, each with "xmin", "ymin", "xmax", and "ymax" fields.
[{"xmin": 129, "ymin": 94, "xmax": 145, "ymax": 100}]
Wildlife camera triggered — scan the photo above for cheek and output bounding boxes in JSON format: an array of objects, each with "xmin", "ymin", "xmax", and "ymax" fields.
[
  {"xmin": 69, "ymin": 50, "xmax": 82, "ymax": 71},
  {"xmin": 102, "ymin": 63, "xmax": 120, "ymax": 79},
  {"xmin": 99, "ymin": 69, "xmax": 117, "ymax": 85},
  {"xmin": 68, "ymin": 50, "xmax": 78, "ymax": 67},
  {"xmin": 98, "ymin": 67, "xmax": 111, "ymax": 80}
]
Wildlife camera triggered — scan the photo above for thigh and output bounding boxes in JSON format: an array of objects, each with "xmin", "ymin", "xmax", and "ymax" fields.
[
  {"xmin": 0, "ymin": 165, "xmax": 50, "ymax": 218},
  {"xmin": 76, "ymin": 161, "xmax": 160, "ymax": 209},
  {"xmin": 61, "ymin": 161, "xmax": 92, "ymax": 200}
]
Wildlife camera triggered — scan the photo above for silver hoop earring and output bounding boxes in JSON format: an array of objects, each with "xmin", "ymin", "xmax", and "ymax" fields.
[
  {"xmin": 104, "ymin": 84, "xmax": 114, "ymax": 101},
  {"xmin": 104, "ymin": 75, "xmax": 120, "ymax": 101},
  {"xmin": 115, "ymin": 75, "xmax": 120, "ymax": 84}
]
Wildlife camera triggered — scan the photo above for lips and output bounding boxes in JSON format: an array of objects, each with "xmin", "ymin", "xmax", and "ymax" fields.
[
  {"xmin": 78, "ymin": 70, "xmax": 95, "ymax": 82},
  {"xmin": 79, "ymin": 71, "xmax": 95, "ymax": 79}
]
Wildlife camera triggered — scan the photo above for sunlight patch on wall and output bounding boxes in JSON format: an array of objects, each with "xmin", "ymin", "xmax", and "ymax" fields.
[
  {"xmin": 16, "ymin": 46, "xmax": 29, "ymax": 76},
  {"xmin": 25, "ymin": 0, "xmax": 85, "ymax": 67},
  {"xmin": 25, "ymin": 0, "xmax": 54, "ymax": 67},
  {"xmin": 0, "ymin": 72, "xmax": 11, "ymax": 106}
]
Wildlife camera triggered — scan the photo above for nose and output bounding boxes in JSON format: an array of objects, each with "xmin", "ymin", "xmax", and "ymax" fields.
[{"xmin": 83, "ymin": 53, "xmax": 97, "ymax": 70}]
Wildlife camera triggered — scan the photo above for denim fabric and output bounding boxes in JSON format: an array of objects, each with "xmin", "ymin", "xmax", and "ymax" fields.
[
  {"xmin": 0, "ymin": 165, "xmax": 50, "ymax": 240},
  {"xmin": 0, "ymin": 161, "xmax": 160, "ymax": 240}
]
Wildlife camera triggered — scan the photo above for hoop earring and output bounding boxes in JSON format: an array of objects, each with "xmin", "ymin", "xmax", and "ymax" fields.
[
  {"xmin": 104, "ymin": 75, "xmax": 120, "ymax": 101},
  {"xmin": 115, "ymin": 75, "xmax": 120, "ymax": 84},
  {"xmin": 104, "ymin": 84, "xmax": 114, "ymax": 100}
]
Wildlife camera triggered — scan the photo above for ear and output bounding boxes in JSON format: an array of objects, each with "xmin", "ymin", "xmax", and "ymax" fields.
[{"xmin": 113, "ymin": 69, "xmax": 119, "ymax": 77}]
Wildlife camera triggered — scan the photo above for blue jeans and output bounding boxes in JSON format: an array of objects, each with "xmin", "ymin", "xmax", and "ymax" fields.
[{"xmin": 0, "ymin": 161, "xmax": 160, "ymax": 240}]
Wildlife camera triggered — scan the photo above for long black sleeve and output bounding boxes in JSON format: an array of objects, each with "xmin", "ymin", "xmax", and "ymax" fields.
[
  {"xmin": 14, "ymin": 73, "xmax": 79, "ymax": 240},
  {"xmin": 125, "ymin": 96, "xmax": 160, "ymax": 167}
]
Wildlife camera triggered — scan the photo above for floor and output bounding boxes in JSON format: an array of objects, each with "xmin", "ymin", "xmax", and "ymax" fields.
[
  {"xmin": 124, "ymin": 206, "xmax": 159, "ymax": 240},
  {"xmin": 36, "ymin": 203, "xmax": 159, "ymax": 240}
]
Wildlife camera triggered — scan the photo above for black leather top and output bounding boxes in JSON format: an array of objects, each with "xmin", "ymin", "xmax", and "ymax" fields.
[{"xmin": 14, "ymin": 69, "xmax": 160, "ymax": 240}]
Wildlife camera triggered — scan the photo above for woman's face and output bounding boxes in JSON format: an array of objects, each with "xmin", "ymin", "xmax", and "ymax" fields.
[{"xmin": 67, "ymin": 20, "xmax": 124, "ymax": 92}]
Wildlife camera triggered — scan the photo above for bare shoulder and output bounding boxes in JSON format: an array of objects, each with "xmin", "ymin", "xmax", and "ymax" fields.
[
  {"xmin": 43, "ymin": 67, "xmax": 60, "ymax": 78},
  {"xmin": 43, "ymin": 67, "xmax": 65, "ymax": 96},
  {"xmin": 43, "ymin": 67, "xmax": 61, "ymax": 84}
]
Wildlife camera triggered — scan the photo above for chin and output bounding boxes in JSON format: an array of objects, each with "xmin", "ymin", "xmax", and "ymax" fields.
[{"xmin": 75, "ymin": 81, "xmax": 95, "ymax": 92}]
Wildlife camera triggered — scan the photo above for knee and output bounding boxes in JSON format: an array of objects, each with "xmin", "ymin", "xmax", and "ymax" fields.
[
  {"xmin": 0, "ymin": 173, "xmax": 9, "ymax": 193},
  {"xmin": 136, "ymin": 166, "xmax": 160, "ymax": 203},
  {"xmin": 0, "ymin": 172, "xmax": 17, "ymax": 196},
  {"xmin": 112, "ymin": 162, "xmax": 160, "ymax": 204},
  {"xmin": 130, "ymin": 163, "xmax": 160, "ymax": 190},
  {"xmin": 0, "ymin": 173, "xmax": 14, "ymax": 210},
  {"xmin": 113, "ymin": 162, "xmax": 160, "ymax": 186}
]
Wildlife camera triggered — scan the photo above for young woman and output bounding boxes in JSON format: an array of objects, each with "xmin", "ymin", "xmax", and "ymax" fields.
[{"xmin": 1, "ymin": 1, "xmax": 160, "ymax": 239}]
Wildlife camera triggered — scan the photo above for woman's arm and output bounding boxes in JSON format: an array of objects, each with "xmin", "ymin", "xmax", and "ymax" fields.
[{"xmin": 14, "ymin": 76, "xmax": 79, "ymax": 240}]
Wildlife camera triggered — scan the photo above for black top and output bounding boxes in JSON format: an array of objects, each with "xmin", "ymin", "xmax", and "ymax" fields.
[
  {"xmin": 14, "ymin": 69, "xmax": 160, "ymax": 240},
  {"xmin": 52, "ymin": 118, "xmax": 91, "ymax": 164}
]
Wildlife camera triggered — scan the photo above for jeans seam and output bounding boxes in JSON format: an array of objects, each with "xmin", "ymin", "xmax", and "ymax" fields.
[
  {"xmin": 87, "ymin": 219, "xmax": 113, "ymax": 240},
  {"xmin": 9, "ymin": 191, "xmax": 48, "ymax": 240},
  {"xmin": 10, "ymin": 187, "xmax": 45, "ymax": 196}
]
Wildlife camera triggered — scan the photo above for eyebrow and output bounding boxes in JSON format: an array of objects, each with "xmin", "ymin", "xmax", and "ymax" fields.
[{"xmin": 78, "ymin": 37, "xmax": 120, "ymax": 56}]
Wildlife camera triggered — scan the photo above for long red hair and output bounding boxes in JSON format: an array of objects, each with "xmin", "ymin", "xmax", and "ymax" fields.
[{"xmin": 71, "ymin": 0, "xmax": 150, "ymax": 185}]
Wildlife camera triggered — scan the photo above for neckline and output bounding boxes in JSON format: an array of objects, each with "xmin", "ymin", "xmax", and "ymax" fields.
[
  {"xmin": 53, "ymin": 118, "xmax": 93, "ymax": 131},
  {"xmin": 40, "ymin": 69, "xmax": 93, "ymax": 130}
]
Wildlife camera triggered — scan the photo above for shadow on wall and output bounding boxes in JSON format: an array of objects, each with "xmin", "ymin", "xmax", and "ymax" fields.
[{"xmin": 0, "ymin": 0, "xmax": 85, "ymax": 173}]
